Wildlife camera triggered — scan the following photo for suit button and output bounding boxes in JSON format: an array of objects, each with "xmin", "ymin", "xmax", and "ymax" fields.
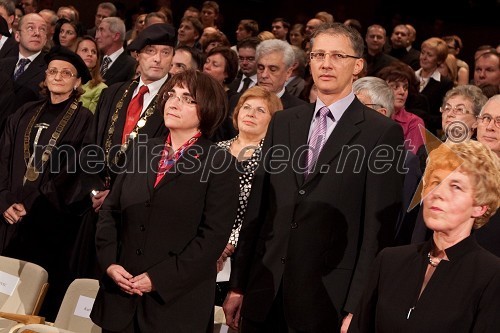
[
  {"xmin": 139, "ymin": 225, "xmax": 145, "ymax": 231},
  {"xmin": 145, "ymin": 202, "xmax": 151, "ymax": 207},
  {"xmin": 281, "ymin": 257, "xmax": 286, "ymax": 264},
  {"xmin": 136, "ymin": 249, "xmax": 143, "ymax": 255},
  {"xmin": 291, "ymin": 222, "xmax": 298, "ymax": 229},
  {"xmin": 298, "ymin": 190, "xmax": 305, "ymax": 195}
]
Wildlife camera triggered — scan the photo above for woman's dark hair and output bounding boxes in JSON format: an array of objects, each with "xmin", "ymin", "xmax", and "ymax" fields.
[
  {"xmin": 75, "ymin": 36, "xmax": 104, "ymax": 89},
  {"xmin": 53, "ymin": 18, "xmax": 85, "ymax": 46},
  {"xmin": 205, "ymin": 46, "xmax": 238, "ymax": 84},
  {"xmin": 377, "ymin": 61, "xmax": 420, "ymax": 95},
  {"xmin": 158, "ymin": 70, "xmax": 228, "ymax": 137}
]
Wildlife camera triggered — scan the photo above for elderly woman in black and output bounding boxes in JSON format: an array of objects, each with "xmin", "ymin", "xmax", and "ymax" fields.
[
  {"xmin": 90, "ymin": 70, "xmax": 240, "ymax": 332},
  {"xmin": 0, "ymin": 45, "xmax": 93, "ymax": 320},
  {"xmin": 350, "ymin": 140, "xmax": 500, "ymax": 332}
]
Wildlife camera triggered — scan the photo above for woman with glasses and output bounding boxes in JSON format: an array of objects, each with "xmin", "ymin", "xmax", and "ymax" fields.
[
  {"xmin": 350, "ymin": 140, "xmax": 500, "ymax": 332},
  {"xmin": 90, "ymin": 70, "xmax": 240, "ymax": 332},
  {"xmin": 214, "ymin": 86, "xmax": 283, "ymax": 305},
  {"xmin": 439, "ymin": 85, "xmax": 488, "ymax": 142},
  {"xmin": 0, "ymin": 45, "xmax": 92, "ymax": 320}
]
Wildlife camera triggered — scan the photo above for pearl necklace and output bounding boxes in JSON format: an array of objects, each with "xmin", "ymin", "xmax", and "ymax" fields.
[{"xmin": 427, "ymin": 252, "xmax": 443, "ymax": 267}]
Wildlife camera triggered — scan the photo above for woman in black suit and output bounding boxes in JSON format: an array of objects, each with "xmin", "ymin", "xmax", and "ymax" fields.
[
  {"xmin": 350, "ymin": 140, "xmax": 500, "ymax": 332},
  {"xmin": 90, "ymin": 70, "xmax": 240, "ymax": 332}
]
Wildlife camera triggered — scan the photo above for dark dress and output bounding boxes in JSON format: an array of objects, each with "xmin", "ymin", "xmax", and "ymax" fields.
[
  {"xmin": 350, "ymin": 236, "xmax": 500, "ymax": 333},
  {"xmin": 0, "ymin": 96, "xmax": 93, "ymax": 320}
]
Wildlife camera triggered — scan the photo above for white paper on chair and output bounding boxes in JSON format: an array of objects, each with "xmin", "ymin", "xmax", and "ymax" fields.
[
  {"xmin": 74, "ymin": 295, "xmax": 95, "ymax": 318},
  {"xmin": 0, "ymin": 271, "xmax": 20, "ymax": 296},
  {"xmin": 216, "ymin": 259, "xmax": 231, "ymax": 282}
]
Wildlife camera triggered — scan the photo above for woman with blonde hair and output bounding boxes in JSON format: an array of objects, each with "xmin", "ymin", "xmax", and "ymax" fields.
[
  {"xmin": 351, "ymin": 140, "xmax": 500, "ymax": 332},
  {"xmin": 214, "ymin": 86, "xmax": 283, "ymax": 304}
]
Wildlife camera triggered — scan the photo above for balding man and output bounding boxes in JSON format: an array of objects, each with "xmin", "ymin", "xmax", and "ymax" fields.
[{"xmin": 0, "ymin": 13, "xmax": 47, "ymax": 113}]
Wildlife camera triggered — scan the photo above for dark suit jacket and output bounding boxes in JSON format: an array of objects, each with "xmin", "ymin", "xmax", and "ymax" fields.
[
  {"xmin": 420, "ymin": 76, "xmax": 454, "ymax": 134},
  {"xmin": 0, "ymin": 52, "xmax": 47, "ymax": 111},
  {"xmin": 231, "ymin": 98, "xmax": 404, "ymax": 331},
  {"xmin": 102, "ymin": 52, "xmax": 137, "ymax": 86},
  {"xmin": 90, "ymin": 136, "xmax": 240, "ymax": 332},
  {"xmin": 0, "ymin": 36, "xmax": 18, "ymax": 59},
  {"xmin": 350, "ymin": 237, "xmax": 500, "ymax": 332},
  {"xmin": 389, "ymin": 47, "xmax": 420, "ymax": 71},
  {"xmin": 285, "ymin": 76, "xmax": 306, "ymax": 97}
]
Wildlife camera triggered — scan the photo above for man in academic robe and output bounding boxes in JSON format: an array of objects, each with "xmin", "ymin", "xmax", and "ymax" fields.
[{"xmin": 71, "ymin": 23, "xmax": 176, "ymax": 279}]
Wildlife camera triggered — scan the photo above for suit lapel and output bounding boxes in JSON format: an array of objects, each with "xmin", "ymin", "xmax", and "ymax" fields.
[
  {"xmin": 303, "ymin": 99, "xmax": 364, "ymax": 184},
  {"xmin": 288, "ymin": 104, "xmax": 314, "ymax": 186},
  {"xmin": 16, "ymin": 53, "xmax": 45, "ymax": 85},
  {"xmin": 147, "ymin": 137, "xmax": 165, "ymax": 194}
]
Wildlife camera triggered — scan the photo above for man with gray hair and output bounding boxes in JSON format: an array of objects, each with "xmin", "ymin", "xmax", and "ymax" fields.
[
  {"xmin": 353, "ymin": 76, "xmax": 421, "ymax": 245},
  {"xmin": 87, "ymin": 1, "xmax": 116, "ymax": 37},
  {"xmin": 96, "ymin": 16, "xmax": 136, "ymax": 86},
  {"xmin": 0, "ymin": 0, "xmax": 17, "ymax": 58},
  {"xmin": 229, "ymin": 38, "xmax": 306, "ymax": 115}
]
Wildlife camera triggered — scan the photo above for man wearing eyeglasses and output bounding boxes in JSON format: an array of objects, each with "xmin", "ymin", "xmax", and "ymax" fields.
[
  {"xmin": 224, "ymin": 23, "xmax": 404, "ymax": 333},
  {"xmin": 227, "ymin": 37, "xmax": 260, "ymax": 95},
  {"xmin": 72, "ymin": 23, "xmax": 176, "ymax": 279},
  {"xmin": 87, "ymin": 2, "xmax": 116, "ymax": 38},
  {"xmin": 0, "ymin": 13, "xmax": 47, "ymax": 120}
]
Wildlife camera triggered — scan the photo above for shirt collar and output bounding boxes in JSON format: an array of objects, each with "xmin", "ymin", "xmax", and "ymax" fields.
[
  {"xmin": 18, "ymin": 50, "xmax": 41, "ymax": 63},
  {"xmin": 138, "ymin": 74, "xmax": 169, "ymax": 96},
  {"xmin": 314, "ymin": 91, "xmax": 355, "ymax": 121},
  {"xmin": 276, "ymin": 87, "xmax": 286, "ymax": 98},
  {"xmin": 106, "ymin": 47, "xmax": 124, "ymax": 63}
]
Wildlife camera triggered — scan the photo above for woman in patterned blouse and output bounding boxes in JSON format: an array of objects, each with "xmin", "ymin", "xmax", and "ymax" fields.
[{"xmin": 215, "ymin": 86, "xmax": 283, "ymax": 297}]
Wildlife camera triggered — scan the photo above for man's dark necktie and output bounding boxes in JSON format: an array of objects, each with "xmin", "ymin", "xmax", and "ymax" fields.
[
  {"xmin": 13, "ymin": 58, "xmax": 31, "ymax": 81},
  {"xmin": 239, "ymin": 77, "xmax": 252, "ymax": 93},
  {"xmin": 100, "ymin": 56, "xmax": 111, "ymax": 77}
]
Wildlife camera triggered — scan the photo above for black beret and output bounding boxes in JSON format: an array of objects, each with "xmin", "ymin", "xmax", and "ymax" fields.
[
  {"xmin": 127, "ymin": 23, "xmax": 176, "ymax": 52},
  {"xmin": 0, "ymin": 15, "xmax": 10, "ymax": 37},
  {"xmin": 44, "ymin": 45, "xmax": 92, "ymax": 84}
]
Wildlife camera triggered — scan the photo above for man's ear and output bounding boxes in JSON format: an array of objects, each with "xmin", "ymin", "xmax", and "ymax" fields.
[{"xmin": 376, "ymin": 107, "xmax": 388, "ymax": 117}]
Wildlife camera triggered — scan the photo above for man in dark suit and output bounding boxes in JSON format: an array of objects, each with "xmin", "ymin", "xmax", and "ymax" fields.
[
  {"xmin": 227, "ymin": 37, "xmax": 260, "ymax": 95},
  {"xmin": 0, "ymin": 2, "xmax": 18, "ymax": 59},
  {"xmin": 219, "ymin": 39, "xmax": 306, "ymax": 142},
  {"xmin": 228, "ymin": 39, "xmax": 306, "ymax": 113},
  {"xmin": 388, "ymin": 24, "xmax": 421, "ymax": 71},
  {"xmin": 95, "ymin": 16, "xmax": 136, "ymax": 86},
  {"xmin": 223, "ymin": 23, "xmax": 405, "ymax": 332},
  {"xmin": 0, "ymin": 13, "xmax": 47, "ymax": 117}
]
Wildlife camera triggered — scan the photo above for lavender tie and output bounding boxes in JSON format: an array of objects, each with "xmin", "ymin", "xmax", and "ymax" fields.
[{"xmin": 305, "ymin": 106, "xmax": 331, "ymax": 177}]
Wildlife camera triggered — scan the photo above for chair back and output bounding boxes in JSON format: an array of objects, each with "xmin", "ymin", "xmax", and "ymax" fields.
[
  {"xmin": 0, "ymin": 256, "xmax": 49, "ymax": 315},
  {"xmin": 53, "ymin": 278, "xmax": 100, "ymax": 332}
]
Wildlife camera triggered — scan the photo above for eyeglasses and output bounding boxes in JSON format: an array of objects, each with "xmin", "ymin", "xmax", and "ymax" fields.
[
  {"xmin": 440, "ymin": 104, "xmax": 473, "ymax": 115},
  {"xmin": 238, "ymin": 56, "xmax": 255, "ymax": 62},
  {"xmin": 477, "ymin": 114, "xmax": 500, "ymax": 128},
  {"xmin": 165, "ymin": 91, "xmax": 197, "ymax": 105},
  {"xmin": 365, "ymin": 103, "xmax": 383, "ymax": 110},
  {"xmin": 45, "ymin": 68, "xmax": 76, "ymax": 79},
  {"xmin": 23, "ymin": 26, "xmax": 47, "ymax": 35},
  {"xmin": 309, "ymin": 52, "xmax": 360, "ymax": 62}
]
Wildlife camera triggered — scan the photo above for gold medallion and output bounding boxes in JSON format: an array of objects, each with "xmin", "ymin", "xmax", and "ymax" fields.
[
  {"xmin": 137, "ymin": 119, "xmax": 146, "ymax": 128},
  {"xmin": 25, "ymin": 166, "xmax": 39, "ymax": 182}
]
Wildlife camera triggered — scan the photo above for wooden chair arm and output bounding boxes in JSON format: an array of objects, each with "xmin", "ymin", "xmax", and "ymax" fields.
[{"xmin": 0, "ymin": 312, "xmax": 45, "ymax": 324}]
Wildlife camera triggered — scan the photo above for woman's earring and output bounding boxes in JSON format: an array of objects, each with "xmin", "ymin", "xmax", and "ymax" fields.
[{"xmin": 74, "ymin": 86, "xmax": 78, "ymax": 90}]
